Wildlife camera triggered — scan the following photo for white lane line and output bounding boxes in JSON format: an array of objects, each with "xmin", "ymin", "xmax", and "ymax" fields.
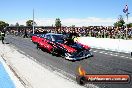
[
  {"xmin": 113, "ymin": 54, "xmax": 118, "ymax": 56},
  {"xmin": 125, "ymin": 57, "xmax": 129, "ymax": 59},
  {"xmin": 115, "ymin": 53, "xmax": 120, "ymax": 55},
  {"xmin": 93, "ymin": 49, "xmax": 131, "ymax": 59},
  {"xmin": 104, "ymin": 53, "xmax": 108, "ymax": 54},
  {"xmin": 93, "ymin": 50, "xmax": 97, "ymax": 52},
  {"xmin": 120, "ymin": 56, "xmax": 125, "ymax": 58},
  {"xmin": 129, "ymin": 58, "xmax": 132, "ymax": 59},
  {"xmin": 99, "ymin": 51, "xmax": 105, "ymax": 53},
  {"xmin": 93, "ymin": 49, "xmax": 132, "ymax": 61},
  {"xmin": 108, "ymin": 52, "xmax": 113, "ymax": 53},
  {"xmin": 110, "ymin": 54, "xmax": 113, "ymax": 56}
]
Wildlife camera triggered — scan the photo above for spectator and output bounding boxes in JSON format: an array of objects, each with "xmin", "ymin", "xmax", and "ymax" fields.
[
  {"xmin": 1, "ymin": 31, "xmax": 5, "ymax": 44},
  {"xmin": 23, "ymin": 29, "xmax": 28, "ymax": 38}
]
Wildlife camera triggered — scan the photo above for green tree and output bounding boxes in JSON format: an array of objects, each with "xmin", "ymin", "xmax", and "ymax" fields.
[
  {"xmin": 114, "ymin": 22, "xmax": 123, "ymax": 27},
  {"xmin": 26, "ymin": 20, "xmax": 36, "ymax": 26},
  {"xmin": 127, "ymin": 23, "xmax": 132, "ymax": 28},
  {"xmin": 0, "ymin": 21, "xmax": 9, "ymax": 31},
  {"xmin": 10, "ymin": 24, "xmax": 14, "ymax": 26},
  {"xmin": 55, "ymin": 18, "xmax": 61, "ymax": 28},
  {"xmin": 20, "ymin": 25, "xmax": 24, "ymax": 27},
  {"xmin": 71, "ymin": 25, "xmax": 75, "ymax": 27},
  {"xmin": 15, "ymin": 22, "xmax": 19, "ymax": 26},
  {"xmin": 129, "ymin": 23, "xmax": 132, "ymax": 27},
  {"xmin": 114, "ymin": 15, "xmax": 125, "ymax": 27}
]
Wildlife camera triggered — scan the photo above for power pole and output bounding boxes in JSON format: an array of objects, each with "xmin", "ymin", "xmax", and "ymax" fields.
[
  {"xmin": 33, "ymin": 9, "xmax": 35, "ymax": 34},
  {"xmin": 123, "ymin": 4, "xmax": 129, "ymax": 40}
]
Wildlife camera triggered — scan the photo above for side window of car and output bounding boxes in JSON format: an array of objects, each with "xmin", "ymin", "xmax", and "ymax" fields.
[
  {"xmin": 40, "ymin": 34, "xmax": 45, "ymax": 38},
  {"xmin": 46, "ymin": 35, "xmax": 52, "ymax": 41},
  {"xmin": 36, "ymin": 34, "xmax": 40, "ymax": 37}
]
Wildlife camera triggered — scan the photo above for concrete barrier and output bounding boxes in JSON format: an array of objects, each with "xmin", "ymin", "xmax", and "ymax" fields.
[{"xmin": 77, "ymin": 37, "xmax": 132, "ymax": 53}]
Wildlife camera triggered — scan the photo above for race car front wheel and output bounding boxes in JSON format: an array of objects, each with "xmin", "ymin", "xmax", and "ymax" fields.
[
  {"xmin": 51, "ymin": 48, "xmax": 61, "ymax": 56},
  {"xmin": 64, "ymin": 53, "xmax": 75, "ymax": 61}
]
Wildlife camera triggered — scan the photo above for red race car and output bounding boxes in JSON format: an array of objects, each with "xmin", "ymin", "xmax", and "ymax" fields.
[
  {"xmin": 32, "ymin": 33, "xmax": 93, "ymax": 61},
  {"xmin": 31, "ymin": 34, "xmax": 45, "ymax": 43}
]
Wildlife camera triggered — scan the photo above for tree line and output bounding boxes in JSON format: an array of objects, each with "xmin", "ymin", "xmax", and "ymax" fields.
[
  {"xmin": 114, "ymin": 15, "xmax": 132, "ymax": 28},
  {"xmin": 0, "ymin": 17, "xmax": 132, "ymax": 32}
]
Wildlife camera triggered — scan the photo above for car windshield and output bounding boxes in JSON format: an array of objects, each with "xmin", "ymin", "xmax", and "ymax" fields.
[
  {"xmin": 52, "ymin": 35, "xmax": 64, "ymax": 43},
  {"xmin": 40, "ymin": 34, "xmax": 45, "ymax": 38}
]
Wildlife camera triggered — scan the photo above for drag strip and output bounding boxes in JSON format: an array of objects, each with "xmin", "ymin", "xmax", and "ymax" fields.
[{"xmin": 5, "ymin": 35, "xmax": 132, "ymax": 88}]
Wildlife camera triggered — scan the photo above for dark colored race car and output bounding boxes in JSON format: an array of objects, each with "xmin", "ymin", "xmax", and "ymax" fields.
[{"xmin": 32, "ymin": 33, "xmax": 93, "ymax": 61}]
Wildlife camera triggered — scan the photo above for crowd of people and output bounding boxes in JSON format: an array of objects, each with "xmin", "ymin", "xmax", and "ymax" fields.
[
  {"xmin": 5, "ymin": 26, "xmax": 132, "ymax": 39},
  {"xmin": 6, "ymin": 28, "xmax": 33, "ymax": 38}
]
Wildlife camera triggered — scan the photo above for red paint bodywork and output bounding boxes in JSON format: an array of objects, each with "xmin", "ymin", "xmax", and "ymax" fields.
[
  {"xmin": 31, "ymin": 35, "xmax": 90, "ymax": 53},
  {"xmin": 31, "ymin": 36, "xmax": 38, "ymax": 43},
  {"xmin": 38, "ymin": 38, "xmax": 53, "ymax": 51},
  {"xmin": 59, "ymin": 44, "xmax": 77, "ymax": 53}
]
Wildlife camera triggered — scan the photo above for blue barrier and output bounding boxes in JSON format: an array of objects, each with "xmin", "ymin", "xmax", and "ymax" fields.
[{"xmin": 0, "ymin": 62, "xmax": 15, "ymax": 88}]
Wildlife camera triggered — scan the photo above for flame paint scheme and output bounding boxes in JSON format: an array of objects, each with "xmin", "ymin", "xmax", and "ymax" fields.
[{"xmin": 31, "ymin": 33, "xmax": 93, "ymax": 61}]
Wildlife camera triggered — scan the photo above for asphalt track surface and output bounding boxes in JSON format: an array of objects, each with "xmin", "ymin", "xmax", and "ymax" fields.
[{"xmin": 5, "ymin": 35, "xmax": 132, "ymax": 88}]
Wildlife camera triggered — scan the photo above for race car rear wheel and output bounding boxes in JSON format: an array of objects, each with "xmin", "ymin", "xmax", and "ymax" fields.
[
  {"xmin": 36, "ymin": 43, "xmax": 40, "ymax": 49},
  {"xmin": 51, "ymin": 48, "xmax": 61, "ymax": 57},
  {"xmin": 51, "ymin": 48, "xmax": 56, "ymax": 55}
]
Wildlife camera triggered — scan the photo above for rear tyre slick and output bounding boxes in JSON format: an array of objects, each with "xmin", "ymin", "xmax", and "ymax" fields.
[
  {"xmin": 36, "ymin": 43, "xmax": 40, "ymax": 49},
  {"xmin": 51, "ymin": 48, "xmax": 56, "ymax": 56}
]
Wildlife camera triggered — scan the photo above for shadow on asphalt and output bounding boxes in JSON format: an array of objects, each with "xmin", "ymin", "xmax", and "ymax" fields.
[{"xmin": 2, "ymin": 42, "xmax": 10, "ymax": 44}]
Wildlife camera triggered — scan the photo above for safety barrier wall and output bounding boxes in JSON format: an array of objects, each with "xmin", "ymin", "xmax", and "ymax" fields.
[{"xmin": 77, "ymin": 37, "xmax": 132, "ymax": 53}]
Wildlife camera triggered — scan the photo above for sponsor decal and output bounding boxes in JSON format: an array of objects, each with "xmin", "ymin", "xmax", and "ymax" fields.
[{"xmin": 76, "ymin": 66, "xmax": 130, "ymax": 85}]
